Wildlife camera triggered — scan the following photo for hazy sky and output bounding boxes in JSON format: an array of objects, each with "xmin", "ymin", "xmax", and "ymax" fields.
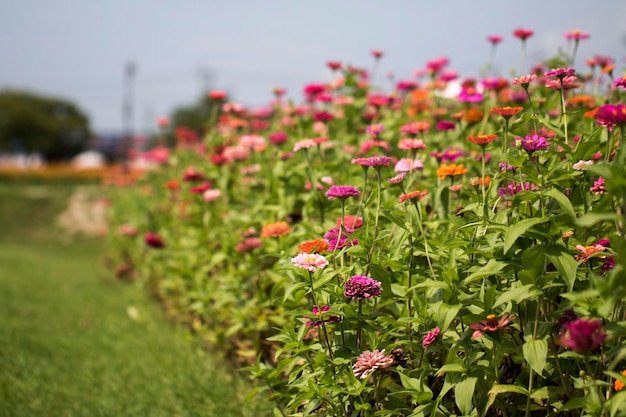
[{"xmin": 2, "ymin": 0, "xmax": 625, "ymax": 133}]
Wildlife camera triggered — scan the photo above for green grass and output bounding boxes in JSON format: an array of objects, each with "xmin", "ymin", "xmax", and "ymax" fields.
[{"xmin": 0, "ymin": 180, "xmax": 267, "ymax": 417}]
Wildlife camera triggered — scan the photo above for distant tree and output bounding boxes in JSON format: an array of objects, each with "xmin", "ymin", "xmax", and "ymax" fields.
[{"xmin": 0, "ymin": 90, "xmax": 92, "ymax": 160}]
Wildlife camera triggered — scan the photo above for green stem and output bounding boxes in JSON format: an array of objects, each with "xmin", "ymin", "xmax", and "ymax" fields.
[
  {"xmin": 559, "ymin": 84, "xmax": 569, "ymax": 145},
  {"xmin": 412, "ymin": 200, "xmax": 437, "ymax": 280}
]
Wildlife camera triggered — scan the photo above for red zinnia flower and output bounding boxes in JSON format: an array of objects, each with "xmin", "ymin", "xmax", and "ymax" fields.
[
  {"xmin": 467, "ymin": 134, "xmax": 498, "ymax": 147},
  {"xmin": 513, "ymin": 28, "xmax": 534, "ymax": 41},
  {"xmin": 491, "ymin": 106, "xmax": 523, "ymax": 118},
  {"xmin": 487, "ymin": 35, "xmax": 503, "ymax": 45},
  {"xmin": 208, "ymin": 90, "xmax": 227, "ymax": 100}
]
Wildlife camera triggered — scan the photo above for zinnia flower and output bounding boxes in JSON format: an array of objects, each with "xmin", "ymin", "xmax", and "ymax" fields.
[
  {"xmin": 573, "ymin": 160, "xmax": 594, "ymax": 170},
  {"xmin": 487, "ymin": 35, "xmax": 503, "ymax": 45},
  {"xmin": 590, "ymin": 177, "xmax": 606, "ymax": 195},
  {"xmin": 467, "ymin": 134, "xmax": 498, "ymax": 147},
  {"xmin": 354, "ymin": 155, "xmax": 394, "ymax": 168},
  {"xmin": 305, "ymin": 305, "xmax": 340, "ymax": 328},
  {"xmin": 422, "ymin": 327, "xmax": 440, "ymax": 348},
  {"xmin": 236, "ymin": 237, "xmax": 262, "ymax": 253},
  {"xmin": 436, "ymin": 163, "xmax": 468, "ymax": 180},
  {"xmin": 353, "ymin": 349, "xmax": 394, "ymax": 379},
  {"xmin": 513, "ymin": 28, "xmax": 534, "ymax": 41},
  {"xmin": 398, "ymin": 138, "xmax": 426, "ymax": 151},
  {"xmin": 366, "ymin": 123, "xmax": 385, "ymax": 136},
  {"xmin": 399, "ymin": 190, "xmax": 428, "ymax": 203},
  {"xmin": 144, "ymin": 232, "xmax": 165, "ymax": 249},
  {"xmin": 436, "ymin": 121, "xmax": 456, "ymax": 131},
  {"xmin": 517, "ymin": 134, "xmax": 550, "ymax": 154},
  {"xmin": 512, "ymin": 74, "xmax": 537, "ymax": 86},
  {"xmin": 293, "ymin": 139, "xmax": 317, "ymax": 152},
  {"xmin": 400, "ymin": 122, "xmax": 430, "ymax": 136},
  {"xmin": 394, "ymin": 158, "xmax": 423, "ymax": 173},
  {"xmin": 202, "ymin": 189, "xmax": 222, "ymax": 202},
  {"xmin": 290, "ymin": 253, "xmax": 329, "ymax": 272},
  {"xmin": 614, "ymin": 370, "xmax": 626, "ymax": 392},
  {"xmin": 325, "ymin": 185, "xmax": 361, "ymax": 200},
  {"xmin": 595, "ymin": 104, "xmax": 626, "ymax": 127},
  {"xmin": 298, "ymin": 238, "xmax": 329, "ymax": 254},
  {"xmin": 491, "ymin": 106, "xmax": 523, "ymax": 118},
  {"xmin": 574, "ymin": 244, "xmax": 606, "ymax": 263},
  {"xmin": 344, "ymin": 276, "xmax": 382, "ymax": 299},
  {"xmin": 544, "ymin": 67, "xmax": 576, "ymax": 78},
  {"xmin": 565, "ymin": 30, "xmax": 590, "ymax": 41},
  {"xmin": 261, "ymin": 221, "xmax": 291, "ymax": 238},
  {"xmin": 182, "ymin": 166, "xmax": 206, "ymax": 182},
  {"xmin": 336, "ymin": 215, "xmax": 363, "ymax": 230},
  {"xmin": 559, "ymin": 318, "xmax": 607, "ymax": 353},
  {"xmin": 470, "ymin": 313, "xmax": 515, "ymax": 338}
]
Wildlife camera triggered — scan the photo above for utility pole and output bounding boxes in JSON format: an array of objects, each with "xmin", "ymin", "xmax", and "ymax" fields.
[{"xmin": 121, "ymin": 61, "xmax": 136, "ymax": 162}]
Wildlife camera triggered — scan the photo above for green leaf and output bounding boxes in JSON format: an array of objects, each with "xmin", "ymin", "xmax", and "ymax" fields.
[
  {"xmin": 455, "ymin": 376, "xmax": 477, "ymax": 416},
  {"xmin": 398, "ymin": 373, "xmax": 433, "ymax": 404},
  {"xmin": 436, "ymin": 363, "xmax": 465, "ymax": 376},
  {"xmin": 545, "ymin": 188, "xmax": 576, "ymax": 218},
  {"xmin": 484, "ymin": 384, "xmax": 529, "ymax": 416},
  {"xmin": 576, "ymin": 213, "xmax": 621, "ymax": 228},
  {"xmin": 493, "ymin": 284, "xmax": 542, "ymax": 308},
  {"xmin": 523, "ymin": 338, "xmax": 548, "ymax": 376},
  {"xmin": 462, "ymin": 259, "xmax": 508, "ymax": 285},
  {"xmin": 503, "ymin": 217, "xmax": 550, "ymax": 254},
  {"xmin": 547, "ymin": 252, "xmax": 578, "ymax": 292},
  {"xmin": 381, "ymin": 209, "xmax": 409, "ymax": 231}
]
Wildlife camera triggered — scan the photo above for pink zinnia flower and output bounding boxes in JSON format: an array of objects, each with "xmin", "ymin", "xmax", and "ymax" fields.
[
  {"xmin": 590, "ymin": 177, "xmax": 606, "ymax": 195},
  {"xmin": 202, "ymin": 189, "xmax": 222, "ymax": 202},
  {"xmin": 293, "ymin": 139, "xmax": 317, "ymax": 152},
  {"xmin": 400, "ymin": 122, "xmax": 430, "ymax": 136},
  {"xmin": 366, "ymin": 123, "xmax": 385, "ymax": 136},
  {"xmin": 268, "ymin": 131, "xmax": 288, "ymax": 145},
  {"xmin": 559, "ymin": 318, "xmax": 607, "ymax": 353},
  {"xmin": 190, "ymin": 182, "xmax": 212, "ymax": 194},
  {"xmin": 344, "ymin": 276, "xmax": 382, "ymax": 299},
  {"xmin": 353, "ymin": 349, "xmax": 394, "ymax": 380},
  {"xmin": 394, "ymin": 158, "xmax": 423, "ymax": 173},
  {"xmin": 613, "ymin": 76, "xmax": 626, "ymax": 90},
  {"xmin": 371, "ymin": 49, "xmax": 384, "ymax": 59},
  {"xmin": 544, "ymin": 67, "xmax": 576, "ymax": 78},
  {"xmin": 422, "ymin": 327, "xmax": 440, "ymax": 348},
  {"xmin": 236, "ymin": 237, "xmax": 262, "ymax": 253},
  {"xmin": 487, "ymin": 35, "xmax": 503, "ymax": 45},
  {"xmin": 573, "ymin": 160, "xmax": 593, "ymax": 170},
  {"xmin": 517, "ymin": 134, "xmax": 550, "ymax": 154},
  {"xmin": 360, "ymin": 140, "xmax": 390, "ymax": 154},
  {"xmin": 436, "ymin": 121, "xmax": 456, "ymax": 131},
  {"xmin": 387, "ymin": 172, "xmax": 407, "ymax": 185},
  {"xmin": 595, "ymin": 104, "xmax": 626, "ymax": 127},
  {"xmin": 325, "ymin": 185, "xmax": 361, "ymax": 200},
  {"xmin": 398, "ymin": 138, "xmax": 426, "ymax": 151},
  {"xmin": 512, "ymin": 74, "xmax": 537, "ymax": 86},
  {"xmin": 544, "ymin": 76, "xmax": 579, "ymax": 90},
  {"xmin": 565, "ymin": 30, "xmax": 590, "ymax": 41},
  {"xmin": 290, "ymin": 253, "xmax": 329, "ymax": 272}
]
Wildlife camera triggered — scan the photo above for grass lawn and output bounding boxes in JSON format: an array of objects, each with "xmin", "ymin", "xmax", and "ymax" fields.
[{"xmin": 0, "ymin": 180, "xmax": 267, "ymax": 417}]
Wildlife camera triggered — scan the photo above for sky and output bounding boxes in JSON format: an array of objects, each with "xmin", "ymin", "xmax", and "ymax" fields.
[{"xmin": 1, "ymin": 0, "xmax": 625, "ymax": 134}]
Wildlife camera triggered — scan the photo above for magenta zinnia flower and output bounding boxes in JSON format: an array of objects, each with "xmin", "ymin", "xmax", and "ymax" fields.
[
  {"xmin": 290, "ymin": 253, "xmax": 329, "ymax": 272},
  {"xmin": 352, "ymin": 155, "xmax": 393, "ymax": 168},
  {"xmin": 487, "ymin": 35, "xmax": 503, "ymax": 45},
  {"xmin": 513, "ymin": 28, "xmax": 534, "ymax": 41},
  {"xmin": 590, "ymin": 177, "xmax": 606, "ymax": 195},
  {"xmin": 325, "ymin": 185, "xmax": 361, "ymax": 200},
  {"xmin": 559, "ymin": 318, "xmax": 607, "ymax": 353},
  {"xmin": 353, "ymin": 349, "xmax": 394, "ymax": 379},
  {"xmin": 518, "ymin": 134, "xmax": 550, "ymax": 154},
  {"xmin": 344, "ymin": 276, "xmax": 382, "ymax": 299},
  {"xmin": 144, "ymin": 232, "xmax": 165, "ymax": 248},
  {"xmin": 366, "ymin": 123, "xmax": 385, "ymax": 136},
  {"xmin": 544, "ymin": 67, "xmax": 576, "ymax": 78},
  {"xmin": 305, "ymin": 305, "xmax": 340, "ymax": 328},
  {"xmin": 595, "ymin": 104, "xmax": 626, "ymax": 127},
  {"xmin": 422, "ymin": 327, "xmax": 440, "ymax": 348}
]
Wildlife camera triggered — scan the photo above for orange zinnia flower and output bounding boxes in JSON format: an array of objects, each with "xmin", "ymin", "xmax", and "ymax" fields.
[
  {"xmin": 468, "ymin": 176, "xmax": 492, "ymax": 187},
  {"xmin": 615, "ymin": 370, "xmax": 626, "ymax": 392},
  {"xmin": 467, "ymin": 134, "xmax": 498, "ymax": 146},
  {"xmin": 165, "ymin": 180, "xmax": 180, "ymax": 190},
  {"xmin": 567, "ymin": 95, "xmax": 595, "ymax": 108},
  {"xmin": 491, "ymin": 106, "xmax": 523, "ymax": 118},
  {"xmin": 298, "ymin": 238, "xmax": 329, "ymax": 254},
  {"xmin": 437, "ymin": 163, "xmax": 468, "ymax": 180},
  {"xmin": 462, "ymin": 108, "xmax": 484, "ymax": 124},
  {"xmin": 261, "ymin": 221, "xmax": 291, "ymax": 238},
  {"xmin": 398, "ymin": 190, "xmax": 429, "ymax": 203}
]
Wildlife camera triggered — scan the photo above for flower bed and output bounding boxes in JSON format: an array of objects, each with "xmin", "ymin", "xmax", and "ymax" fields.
[{"xmin": 106, "ymin": 29, "xmax": 626, "ymax": 416}]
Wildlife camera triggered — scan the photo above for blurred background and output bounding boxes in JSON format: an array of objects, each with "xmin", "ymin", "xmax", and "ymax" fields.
[{"xmin": 1, "ymin": 0, "xmax": 625, "ymax": 163}]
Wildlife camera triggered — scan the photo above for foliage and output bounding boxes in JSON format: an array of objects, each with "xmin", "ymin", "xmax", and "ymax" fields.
[
  {"xmin": 106, "ymin": 37, "xmax": 626, "ymax": 416},
  {"xmin": 0, "ymin": 90, "xmax": 92, "ymax": 160}
]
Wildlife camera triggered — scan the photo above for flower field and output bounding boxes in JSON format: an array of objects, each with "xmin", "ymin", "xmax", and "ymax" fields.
[{"xmin": 106, "ymin": 29, "xmax": 626, "ymax": 416}]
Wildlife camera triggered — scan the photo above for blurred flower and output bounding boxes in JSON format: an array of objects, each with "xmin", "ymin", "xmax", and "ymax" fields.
[
  {"xmin": 590, "ymin": 177, "xmax": 606, "ymax": 195},
  {"xmin": 182, "ymin": 166, "xmax": 206, "ymax": 182},
  {"xmin": 144, "ymin": 232, "xmax": 165, "ymax": 249},
  {"xmin": 268, "ymin": 131, "xmax": 288, "ymax": 146},
  {"xmin": 398, "ymin": 138, "xmax": 426, "ymax": 150},
  {"xmin": 366, "ymin": 123, "xmax": 385, "ymax": 136},
  {"xmin": 559, "ymin": 318, "xmax": 607, "ymax": 353},
  {"xmin": 565, "ymin": 30, "xmax": 590, "ymax": 41},
  {"xmin": 165, "ymin": 180, "xmax": 180, "ymax": 190},
  {"xmin": 261, "ymin": 221, "xmax": 291, "ymax": 238},
  {"xmin": 487, "ymin": 35, "xmax": 503, "ymax": 45},
  {"xmin": 202, "ymin": 189, "xmax": 222, "ymax": 202},
  {"xmin": 236, "ymin": 237, "xmax": 262, "ymax": 253},
  {"xmin": 371, "ymin": 49, "xmax": 384, "ymax": 59},
  {"xmin": 325, "ymin": 185, "xmax": 361, "ymax": 200},
  {"xmin": 388, "ymin": 172, "xmax": 407, "ymax": 185},
  {"xmin": 436, "ymin": 121, "xmax": 456, "ymax": 131},
  {"xmin": 573, "ymin": 160, "xmax": 594, "ymax": 170},
  {"xmin": 468, "ymin": 176, "xmax": 491, "ymax": 187},
  {"xmin": 190, "ymin": 182, "xmax": 212, "ymax": 194},
  {"xmin": 574, "ymin": 244, "xmax": 606, "ymax": 263},
  {"xmin": 354, "ymin": 155, "xmax": 393, "ymax": 168},
  {"xmin": 118, "ymin": 224, "xmax": 137, "ymax": 237},
  {"xmin": 305, "ymin": 305, "xmax": 340, "ymax": 327},
  {"xmin": 291, "ymin": 253, "xmax": 329, "ymax": 272},
  {"xmin": 336, "ymin": 215, "xmax": 363, "ymax": 230},
  {"xmin": 298, "ymin": 238, "xmax": 329, "ymax": 254},
  {"xmin": 614, "ymin": 370, "xmax": 626, "ymax": 392},
  {"xmin": 399, "ymin": 190, "xmax": 428, "ymax": 203},
  {"xmin": 326, "ymin": 61, "xmax": 342, "ymax": 71},
  {"xmin": 458, "ymin": 87, "xmax": 483, "ymax": 103},
  {"xmin": 208, "ymin": 90, "xmax": 227, "ymax": 100},
  {"xmin": 497, "ymin": 181, "xmax": 537, "ymax": 198},
  {"xmin": 545, "ymin": 76, "xmax": 579, "ymax": 90},
  {"xmin": 293, "ymin": 139, "xmax": 317, "ymax": 152},
  {"xmin": 422, "ymin": 327, "xmax": 440, "ymax": 348},
  {"xmin": 601, "ymin": 256, "xmax": 616, "ymax": 274},
  {"xmin": 400, "ymin": 122, "xmax": 430, "ymax": 136},
  {"xmin": 470, "ymin": 313, "xmax": 515, "ymax": 338},
  {"xmin": 544, "ymin": 67, "xmax": 576, "ymax": 78},
  {"xmin": 462, "ymin": 108, "xmax": 484, "ymax": 124},
  {"xmin": 360, "ymin": 140, "xmax": 390, "ymax": 154},
  {"xmin": 344, "ymin": 276, "xmax": 382, "ymax": 299},
  {"xmin": 513, "ymin": 28, "xmax": 534, "ymax": 40},
  {"xmin": 613, "ymin": 76, "xmax": 626, "ymax": 90},
  {"xmin": 394, "ymin": 158, "xmax": 423, "ymax": 173},
  {"xmin": 512, "ymin": 74, "xmax": 537, "ymax": 86},
  {"xmin": 353, "ymin": 349, "xmax": 394, "ymax": 380},
  {"xmin": 436, "ymin": 163, "xmax": 468, "ymax": 180}
]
